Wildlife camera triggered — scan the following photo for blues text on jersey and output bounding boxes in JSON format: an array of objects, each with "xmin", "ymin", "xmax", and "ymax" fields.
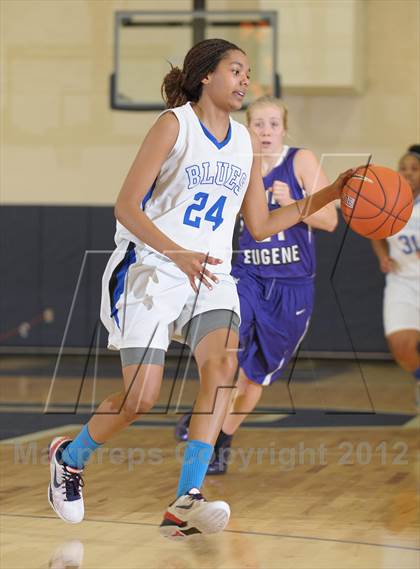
[
  {"xmin": 185, "ymin": 161, "xmax": 248, "ymax": 196},
  {"xmin": 183, "ymin": 160, "xmax": 247, "ymax": 232}
]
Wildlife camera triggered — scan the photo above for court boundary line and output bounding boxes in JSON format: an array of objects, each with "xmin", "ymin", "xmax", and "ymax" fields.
[{"xmin": 1, "ymin": 513, "xmax": 418, "ymax": 552}]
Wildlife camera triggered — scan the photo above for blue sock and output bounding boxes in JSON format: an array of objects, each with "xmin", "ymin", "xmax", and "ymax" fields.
[
  {"xmin": 177, "ymin": 439, "xmax": 213, "ymax": 498},
  {"xmin": 61, "ymin": 425, "xmax": 101, "ymax": 469},
  {"xmin": 413, "ymin": 367, "xmax": 420, "ymax": 381}
]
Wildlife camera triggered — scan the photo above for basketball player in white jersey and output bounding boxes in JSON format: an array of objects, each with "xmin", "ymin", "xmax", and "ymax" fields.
[
  {"xmin": 371, "ymin": 146, "xmax": 420, "ymax": 408},
  {"xmin": 47, "ymin": 38, "xmax": 354, "ymax": 539}
]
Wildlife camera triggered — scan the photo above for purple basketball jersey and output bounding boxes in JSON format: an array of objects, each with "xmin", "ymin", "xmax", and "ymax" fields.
[{"xmin": 233, "ymin": 147, "xmax": 316, "ymax": 282}]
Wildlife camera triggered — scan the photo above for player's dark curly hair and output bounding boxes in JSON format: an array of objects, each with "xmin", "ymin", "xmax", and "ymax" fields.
[
  {"xmin": 161, "ymin": 38, "xmax": 245, "ymax": 109},
  {"xmin": 408, "ymin": 144, "xmax": 420, "ymax": 159}
]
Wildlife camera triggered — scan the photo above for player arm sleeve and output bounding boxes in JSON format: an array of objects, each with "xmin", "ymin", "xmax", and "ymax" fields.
[{"xmin": 296, "ymin": 150, "xmax": 338, "ymax": 232}]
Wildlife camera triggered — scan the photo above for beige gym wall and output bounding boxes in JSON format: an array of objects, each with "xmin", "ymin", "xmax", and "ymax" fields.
[{"xmin": 1, "ymin": 0, "xmax": 419, "ymax": 205}]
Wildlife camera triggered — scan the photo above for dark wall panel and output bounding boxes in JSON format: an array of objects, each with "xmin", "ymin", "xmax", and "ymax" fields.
[
  {"xmin": 0, "ymin": 206, "xmax": 389, "ymax": 354},
  {"xmin": 41, "ymin": 207, "xmax": 90, "ymax": 347},
  {"xmin": 0, "ymin": 207, "xmax": 44, "ymax": 346},
  {"xmin": 304, "ymin": 219, "xmax": 387, "ymax": 353}
]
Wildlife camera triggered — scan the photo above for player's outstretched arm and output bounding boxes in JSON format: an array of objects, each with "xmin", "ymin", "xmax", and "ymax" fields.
[
  {"xmin": 294, "ymin": 149, "xmax": 338, "ymax": 232},
  {"xmin": 241, "ymin": 133, "xmax": 353, "ymax": 242}
]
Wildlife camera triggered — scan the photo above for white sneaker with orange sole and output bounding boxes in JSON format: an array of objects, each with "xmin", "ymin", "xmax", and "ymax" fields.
[{"xmin": 159, "ymin": 488, "xmax": 230, "ymax": 540}]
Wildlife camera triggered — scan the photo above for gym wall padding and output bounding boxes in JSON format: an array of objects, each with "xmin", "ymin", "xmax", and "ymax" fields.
[{"xmin": 0, "ymin": 205, "xmax": 387, "ymax": 354}]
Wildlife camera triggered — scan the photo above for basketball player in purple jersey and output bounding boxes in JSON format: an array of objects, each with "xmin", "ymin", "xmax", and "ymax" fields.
[{"xmin": 176, "ymin": 96, "xmax": 338, "ymax": 473}]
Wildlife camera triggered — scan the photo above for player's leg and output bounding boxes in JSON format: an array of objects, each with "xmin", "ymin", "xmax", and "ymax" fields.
[
  {"xmin": 222, "ymin": 368, "xmax": 263, "ymax": 434},
  {"xmin": 223, "ymin": 275, "xmax": 262, "ymax": 436},
  {"xmin": 160, "ymin": 310, "xmax": 239, "ymax": 539},
  {"xmin": 220, "ymin": 275, "xmax": 279, "ymax": 437},
  {"xmin": 209, "ymin": 280, "xmax": 314, "ymax": 475},
  {"xmin": 174, "ymin": 374, "xmax": 260, "ymax": 442},
  {"xmin": 48, "ymin": 247, "xmax": 189, "ymax": 524},
  {"xmin": 386, "ymin": 330, "xmax": 420, "ymax": 372},
  {"xmin": 48, "ymin": 356, "xmax": 164, "ymax": 524},
  {"xmin": 188, "ymin": 324, "xmax": 239, "ymax": 442},
  {"xmin": 174, "ymin": 410, "xmax": 192, "ymax": 442},
  {"xmin": 383, "ymin": 280, "xmax": 420, "ymax": 407},
  {"xmin": 172, "ymin": 370, "xmax": 263, "ymax": 469},
  {"xmin": 173, "ymin": 273, "xmax": 259, "ymax": 443},
  {"xmin": 205, "ymin": 368, "xmax": 262, "ymax": 475},
  {"xmin": 386, "ymin": 329, "xmax": 420, "ymax": 410}
]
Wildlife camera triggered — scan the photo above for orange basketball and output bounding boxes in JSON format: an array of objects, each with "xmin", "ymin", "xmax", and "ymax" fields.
[{"xmin": 340, "ymin": 165, "xmax": 413, "ymax": 239}]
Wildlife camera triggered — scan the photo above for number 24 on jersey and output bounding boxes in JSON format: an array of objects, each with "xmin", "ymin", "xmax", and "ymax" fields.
[{"xmin": 183, "ymin": 192, "xmax": 227, "ymax": 231}]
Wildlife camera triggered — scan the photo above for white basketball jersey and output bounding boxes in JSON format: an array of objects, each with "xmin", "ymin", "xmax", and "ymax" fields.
[
  {"xmin": 115, "ymin": 102, "xmax": 253, "ymax": 274},
  {"xmin": 386, "ymin": 195, "xmax": 420, "ymax": 281}
]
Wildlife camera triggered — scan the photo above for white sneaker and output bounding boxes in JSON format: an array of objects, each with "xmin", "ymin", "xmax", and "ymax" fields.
[
  {"xmin": 159, "ymin": 488, "xmax": 230, "ymax": 540},
  {"xmin": 48, "ymin": 437, "xmax": 84, "ymax": 524},
  {"xmin": 49, "ymin": 539, "xmax": 84, "ymax": 569}
]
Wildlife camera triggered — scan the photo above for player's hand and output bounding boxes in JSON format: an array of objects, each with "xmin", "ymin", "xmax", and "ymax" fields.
[
  {"xmin": 166, "ymin": 250, "xmax": 223, "ymax": 293},
  {"xmin": 379, "ymin": 255, "xmax": 399, "ymax": 273},
  {"xmin": 270, "ymin": 181, "xmax": 294, "ymax": 206},
  {"xmin": 330, "ymin": 168, "xmax": 358, "ymax": 199}
]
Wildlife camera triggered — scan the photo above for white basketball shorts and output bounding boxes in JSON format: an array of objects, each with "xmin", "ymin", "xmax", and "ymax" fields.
[
  {"xmin": 383, "ymin": 275, "xmax": 420, "ymax": 336},
  {"xmin": 100, "ymin": 240, "xmax": 241, "ymax": 351}
]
